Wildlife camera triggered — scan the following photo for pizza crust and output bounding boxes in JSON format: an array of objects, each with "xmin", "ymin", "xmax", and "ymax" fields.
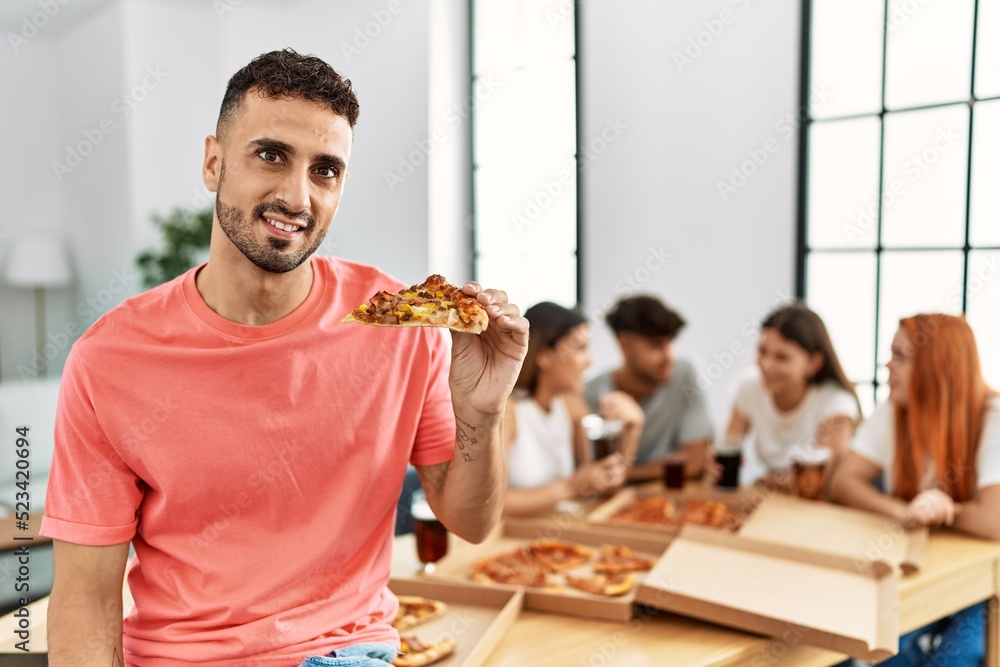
[
  {"xmin": 393, "ymin": 596, "xmax": 448, "ymax": 632},
  {"xmin": 565, "ymin": 572, "xmax": 637, "ymax": 597},
  {"xmin": 392, "ymin": 635, "xmax": 457, "ymax": 667}
]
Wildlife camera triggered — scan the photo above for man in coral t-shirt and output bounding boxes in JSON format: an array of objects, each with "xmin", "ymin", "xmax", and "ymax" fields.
[{"xmin": 40, "ymin": 49, "xmax": 528, "ymax": 667}]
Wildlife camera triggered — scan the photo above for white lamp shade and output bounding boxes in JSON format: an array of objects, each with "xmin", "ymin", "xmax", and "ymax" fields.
[{"xmin": 4, "ymin": 234, "xmax": 73, "ymax": 288}]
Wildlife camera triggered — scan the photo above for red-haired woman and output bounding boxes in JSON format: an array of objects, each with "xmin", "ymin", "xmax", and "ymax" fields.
[{"xmin": 831, "ymin": 314, "xmax": 1000, "ymax": 665}]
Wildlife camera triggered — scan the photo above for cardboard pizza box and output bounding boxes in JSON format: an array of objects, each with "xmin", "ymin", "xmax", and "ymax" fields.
[
  {"xmin": 585, "ymin": 482, "xmax": 762, "ymax": 539},
  {"xmin": 426, "ymin": 522, "xmax": 667, "ymax": 622},
  {"xmin": 388, "ymin": 577, "xmax": 523, "ymax": 667},
  {"xmin": 737, "ymin": 494, "xmax": 928, "ymax": 575},
  {"xmin": 634, "ymin": 525, "xmax": 899, "ymax": 662}
]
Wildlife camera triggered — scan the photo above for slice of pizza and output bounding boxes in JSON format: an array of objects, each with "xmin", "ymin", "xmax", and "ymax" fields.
[
  {"xmin": 468, "ymin": 548, "xmax": 553, "ymax": 588},
  {"xmin": 528, "ymin": 538, "xmax": 595, "ymax": 571},
  {"xmin": 680, "ymin": 499, "xmax": 730, "ymax": 528},
  {"xmin": 592, "ymin": 544, "xmax": 655, "ymax": 573},
  {"xmin": 343, "ymin": 274, "xmax": 489, "ymax": 334},
  {"xmin": 392, "ymin": 634, "xmax": 457, "ymax": 667},
  {"xmin": 393, "ymin": 595, "xmax": 448, "ymax": 632},
  {"xmin": 565, "ymin": 572, "xmax": 636, "ymax": 597},
  {"xmin": 611, "ymin": 497, "xmax": 678, "ymax": 526}
]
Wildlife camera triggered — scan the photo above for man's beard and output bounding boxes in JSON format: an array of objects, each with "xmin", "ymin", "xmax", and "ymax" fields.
[{"xmin": 214, "ymin": 167, "xmax": 328, "ymax": 273}]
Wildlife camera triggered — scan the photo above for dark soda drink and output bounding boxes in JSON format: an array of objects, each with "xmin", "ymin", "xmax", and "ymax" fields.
[
  {"xmin": 413, "ymin": 516, "xmax": 449, "ymax": 564},
  {"xmin": 591, "ymin": 436, "xmax": 616, "ymax": 460},
  {"xmin": 716, "ymin": 449, "xmax": 742, "ymax": 489},
  {"xmin": 663, "ymin": 456, "xmax": 685, "ymax": 489}
]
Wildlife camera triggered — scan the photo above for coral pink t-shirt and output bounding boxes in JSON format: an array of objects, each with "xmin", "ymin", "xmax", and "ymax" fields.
[{"xmin": 41, "ymin": 256, "xmax": 456, "ymax": 666}]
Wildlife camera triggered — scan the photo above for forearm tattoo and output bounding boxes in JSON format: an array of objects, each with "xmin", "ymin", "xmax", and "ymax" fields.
[{"xmin": 456, "ymin": 416, "xmax": 479, "ymax": 463}]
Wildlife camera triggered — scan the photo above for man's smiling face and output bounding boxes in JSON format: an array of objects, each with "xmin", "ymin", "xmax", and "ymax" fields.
[{"xmin": 204, "ymin": 92, "xmax": 353, "ymax": 273}]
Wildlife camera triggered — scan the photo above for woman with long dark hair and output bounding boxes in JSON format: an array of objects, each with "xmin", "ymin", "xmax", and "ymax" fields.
[
  {"xmin": 831, "ymin": 314, "xmax": 1000, "ymax": 664},
  {"xmin": 502, "ymin": 302, "xmax": 643, "ymax": 517},
  {"xmin": 719, "ymin": 302, "xmax": 861, "ymax": 489}
]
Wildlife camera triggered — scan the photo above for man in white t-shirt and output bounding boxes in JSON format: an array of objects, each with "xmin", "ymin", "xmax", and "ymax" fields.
[{"xmin": 584, "ymin": 296, "xmax": 713, "ymax": 482}]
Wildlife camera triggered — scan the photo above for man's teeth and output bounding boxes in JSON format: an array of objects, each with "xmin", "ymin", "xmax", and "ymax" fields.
[{"xmin": 265, "ymin": 218, "xmax": 300, "ymax": 233}]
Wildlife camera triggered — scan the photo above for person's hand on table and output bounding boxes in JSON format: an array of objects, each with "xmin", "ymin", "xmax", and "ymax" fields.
[
  {"xmin": 753, "ymin": 470, "xmax": 794, "ymax": 494},
  {"xmin": 901, "ymin": 488, "xmax": 956, "ymax": 528},
  {"xmin": 448, "ymin": 283, "xmax": 529, "ymax": 416}
]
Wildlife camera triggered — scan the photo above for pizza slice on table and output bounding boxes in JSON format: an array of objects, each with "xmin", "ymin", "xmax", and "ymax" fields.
[
  {"xmin": 565, "ymin": 572, "xmax": 637, "ymax": 597},
  {"xmin": 393, "ymin": 596, "xmax": 448, "ymax": 632},
  {"xmin": 592, "ymin": 544, "xmax": 655, "ymax": 573},
  {"xmin": 343, "ymin": 274, "xmax": 489, "ymax": 334},
  {"xmin": 528, "ymin": 538, "xmax": 595, "ymax": 571},
  {"xmin": 392, "ymin": 635, "xmax": 457, "ymax": 667},
  {"xmin": 468, "ymin": 548, "xmax": 556, "ymax": 589}
]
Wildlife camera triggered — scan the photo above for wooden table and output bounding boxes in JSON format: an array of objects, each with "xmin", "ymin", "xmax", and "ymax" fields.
[{"xmin": 3, "ymin": 528, "xmax": 998, "ymax": 665}]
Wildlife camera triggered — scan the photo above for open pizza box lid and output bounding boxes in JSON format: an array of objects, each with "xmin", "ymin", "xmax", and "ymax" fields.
[
  {"xmin": 634, "ymin": 525, "xmax": 900, "ymax": 662},
  {"xmin": 584, "ymin": 482, "xmax": 762, "ymax": 539},
  {"xmin": 388, "ymin": 577, "xmax": 523, "ymax": 667},
  {"xmin": 738, "ymin": 494, "xmax": 928, "ymax": 575},
  {"xmin": 428, "ymin": 521, "xmax": 668, "ymax": 622}
]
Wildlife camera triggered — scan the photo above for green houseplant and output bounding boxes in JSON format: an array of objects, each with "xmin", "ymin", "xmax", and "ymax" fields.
[{"xmin": 136, "ymin": 206, "xmax": 213, "ymax": 288}]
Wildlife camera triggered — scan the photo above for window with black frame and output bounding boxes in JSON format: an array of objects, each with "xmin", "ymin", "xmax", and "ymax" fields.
[
  {"xmin": 800, "ymin": 0, "xmax": 1000, "ymax": 415},
  {"xmin": 470, "ymin": 0, "xmax": 579, "ymax": 310}
]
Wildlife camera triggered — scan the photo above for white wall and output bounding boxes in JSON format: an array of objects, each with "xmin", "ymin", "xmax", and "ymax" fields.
[
  {"xmin": 0, "ymin": 2, "xmax": 131, "ymax": 382},
  {"xmin": 0, "ymin": 0, "xmax": 442, "ymax": 381},
  {"xmin": 579, "ymin": 0, "xmax": 802, "ymax": 427},
  {"xmin": 0, "ymin": 36, "xmax": 68, "ymax": 381}
]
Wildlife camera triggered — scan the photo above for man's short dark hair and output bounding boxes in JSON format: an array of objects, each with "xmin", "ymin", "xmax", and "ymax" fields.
[
  {"xmin": 216, "ymin": 48, "xmax": 360, "ymax": 139},
  {"xmin": 605, "ymin": 295, "xmax": 685, "ymax": 339}
]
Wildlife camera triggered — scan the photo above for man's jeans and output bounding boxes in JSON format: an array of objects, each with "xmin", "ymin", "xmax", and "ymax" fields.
[{"xmin": 298, "ymin": 642, "xmax": 398, "ymax": 666}]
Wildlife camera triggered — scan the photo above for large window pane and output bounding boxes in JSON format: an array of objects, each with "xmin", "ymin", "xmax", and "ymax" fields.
[
  {"xmin": 806, "ymin": 252, "xmax": 877, "ymax": 383},
  {"xmin": 474, "ymin": 0, "xmax": 574, "ymax": 73},
  {"xmin": 804, "ymin": 0, "xmax": 988, "ymax": 407},
  {"xmin": 874, "ymin": 381, "xmax": 890, "ymax": 406},
  {"xmin": 881, "ymin": 105, "xmax": 969, "ymax": 248},
  {"xmin": 475, "ymin": 161, "xmax": 576, "ymax": 255},
  {"xmin": 477, "ymin": 252, "xmax": 576, "ymax": 311},
  {"xmin": 475, "ymin": 60, "xmax": 576, "ymax": 173},
  {"xmin": 809, "ymin": 0, "xmax": 884, "ymax": 119},
  {"xmin": 966, "ymin": 250, "xmax": 1000, "ymax": 389},
  {"xmin": 807, "ymin": 117, "xmax": 881, "ymax": 249},
  {"xmin": 970, "ymin": 99, "xmax": 1000, "ymax": 246},
  {"xmin": 878, "ymin": 252, "xmax": 965, "ymax": 354},
  {"xmin": 976, "ymin": 0, "xmax": 1000, "ymax": 98},
  {"xmin": 855, "ymin": 382, "xmax": 876, "ymax": 420},
  {"xmin": 966, "ymin": 250, "xmax": 1000, "ymax": 388},
  {"xmin": 884, "ymin": 0, "xmax": 975, "ymax": 110},
  {"xmin": 473, "ymin": 0, "xmax": 577, "ymax": 304}
]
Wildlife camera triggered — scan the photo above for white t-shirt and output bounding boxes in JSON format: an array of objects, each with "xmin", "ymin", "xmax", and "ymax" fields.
[
  {"xmin": 507, "ymin": 394, "xmax": 575, "ymax": 489},
  {"xmin": 734, "ymin": 370, "xmax": 860, "ymax": 470},
  {"xmin": 852, "ymin": 398, "xmax": 1000, "ymax": 492}
]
